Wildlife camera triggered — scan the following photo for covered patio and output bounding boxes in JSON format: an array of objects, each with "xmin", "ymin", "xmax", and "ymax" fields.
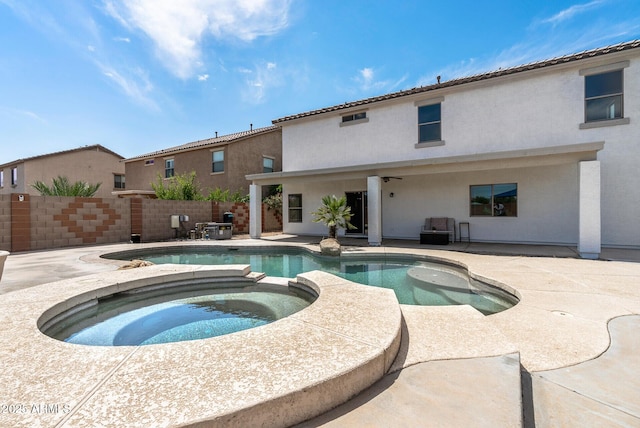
[{"xmin": 248, "ymin": 141, "xmax": 604, "ymax": 258}]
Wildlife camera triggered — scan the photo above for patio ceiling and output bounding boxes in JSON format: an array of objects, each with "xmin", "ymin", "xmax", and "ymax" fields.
[{"xmin": 247, "ymin": 142, "xmax": 604, "ymax": 186}]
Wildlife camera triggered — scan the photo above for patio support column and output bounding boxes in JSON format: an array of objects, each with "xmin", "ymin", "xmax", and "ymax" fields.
[
  {"xmin": 578, "ymin": 160, "xmax": 600, "ymax": 259},
  {"xmin": 367, "ymin": 176, "xmax": 382, "ymax": 246},
  {"xmin": 249, "ymin": 184, "xmax": 262, "ymax": 239}
]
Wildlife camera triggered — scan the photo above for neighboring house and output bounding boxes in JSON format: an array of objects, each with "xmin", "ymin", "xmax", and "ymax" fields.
[
  {"xmin": 120, "ymin": 126, "xmax": 281, "ymax": 198},
  {"xmin": 247, "ymin": 40, "xmax": 640, "ymax": 258},
  {"xmin": 0, "ymin": 145, "xmax": 125, "ymax": 198}
]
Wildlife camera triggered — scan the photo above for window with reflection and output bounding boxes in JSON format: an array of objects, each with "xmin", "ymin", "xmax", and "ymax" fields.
[
  {"xmin": 585, "ymin": 70, "xmax": 623, "ymax": 122},
  {"xmin": 342, "ymin": 112, "xmax": 367, "ymax": 123},
  {"xmin": 418, "ymin": 103, "xmax": 441, "ymax": 142},
  {"xmin": 288, "ymin": 194, "xmax": 302, "ymax": 223},
  {"xmin": 164, "ymin": 159, "xmax": 174, "ymax": 178},
  {"xmin": 470, "ymin": 183, "xmax": 517, "ymax": 217},
  {"xmin": 114, "ymin": 174, "xmax": 125, "ymax": 189},
  {"xmin": 263, "ymin": 157, "xmax": 274, "ymax": 173},
  {"xmin": 212, "ymin": 150, "xmax": 224, "ymax": 173}
]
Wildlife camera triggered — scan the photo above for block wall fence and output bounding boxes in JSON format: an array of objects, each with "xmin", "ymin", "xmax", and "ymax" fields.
[{"xmin": 0, "ymin": 194, "xmax": 282, "ymax": 253}]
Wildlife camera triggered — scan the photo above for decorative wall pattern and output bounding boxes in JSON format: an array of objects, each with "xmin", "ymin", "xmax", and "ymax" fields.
[
  {"xmin": 52, "ymin": 199, "xmax": 122, "ymax": 244},
  {"xmin": 4, "ymin": 195, "xmax": 281, "ymax": 252}
]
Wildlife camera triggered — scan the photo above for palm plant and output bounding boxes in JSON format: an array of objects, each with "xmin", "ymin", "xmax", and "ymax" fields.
[
  {"xmin": 32, "ymin": 176, "xmax": 101, "ymax": 197},
  {"xmin": 311, "ymin": 194, "xmax": 356, "ymax": 239}
]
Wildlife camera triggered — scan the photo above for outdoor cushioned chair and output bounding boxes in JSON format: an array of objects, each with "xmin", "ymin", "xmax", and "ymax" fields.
[{"xmin": 422, "ymin": 217, "xmax": 456, "ymax": 243}]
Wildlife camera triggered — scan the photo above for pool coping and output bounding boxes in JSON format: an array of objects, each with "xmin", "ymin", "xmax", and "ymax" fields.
[{"xmin": 0, "ymin": 264, "xmax": 401, "ymax": 427}]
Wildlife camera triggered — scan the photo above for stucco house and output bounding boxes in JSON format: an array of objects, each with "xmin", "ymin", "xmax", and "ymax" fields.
[
  {"xmin": 120, "ymin": 126, "xmax": 281, "ymax": 198},
  {"xmin": 0, "ymin": 144, "xmax": 125, "ymax": 198},
  {"xmin": 247, "ymin": 40, "xmax": 640, "ymax": 259}
]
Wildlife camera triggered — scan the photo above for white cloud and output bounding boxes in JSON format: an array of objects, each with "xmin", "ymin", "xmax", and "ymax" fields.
[
  {"xmin": 198, "ymin": 74, "xmax": 209, "ymax": 81},
  {"xmin": 352, "ymin": 67, "xmax": 406, "ymax": 94},
  {"xmin": 87, "ymin": 45, "xmax": 96, "ymax": 52},
  {"xmin": 0, "ymin": 106, "xmax": 48, "ymax": 124},
  {"xmin": 242, "ymin": 61, "xmax": 283, "ymax": 104},
  {"xmin": 540, "ymin": 1, "xmax": 606, "ymax": 26},
  {"xmin": 114, "ymin": 36, "xmax": 130, "ymax": 42},
  {"xmin": 98, "ymin": 62, "xmax": 158, "ymax": 110},
  {"xmin": 103, "ymin": 0, "xmax": 292, "ymax": 79}
]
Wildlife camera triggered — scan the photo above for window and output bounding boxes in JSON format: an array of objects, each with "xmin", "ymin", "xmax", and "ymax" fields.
[
  {"xmin": 288, "ymin": 194, "xmax": 302, "ymax": 223},
  {"xmin": 144, "ymin": 159, "xmax": 154, "ymax": 166},
  {"xmin": 263, "ymin": 157, "xmax": 274, "ymax": 173},
  {"xmin": 11, "ymin": 167, "xmax": 17, "ymax": 186},
  {"xmin": 470, "ymin": 183, "xmax": 517, "ymax": 217},
  {"xmin": 418, "ymin": 103, "xmax": 441, "ymax": 143},
  {"xmin": 114, "ymin": 174, "xmax": 125, "ymax": 189},
  {"xmin": 212, "ymin": 150, "xmax": 224, "ymax": 173},
  {"xmin": 341, "ymin": 111, "xmax": 367, "ymax": 125},
  {"xmin": 165, "ymin": 159, "xmax": 174, "ymax": 178},
  {"xmin": 585, "ymin": 70, "xmax": 623, "ymax": 122},
  {"xmin": 0, "ymin": 171, "xmax": 3, "ymax": 187}
]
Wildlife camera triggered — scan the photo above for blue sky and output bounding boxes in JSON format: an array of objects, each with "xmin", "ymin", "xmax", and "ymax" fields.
[{"xmin": 1, "ymin": 0, "xmax": 639, "ymax": 163}]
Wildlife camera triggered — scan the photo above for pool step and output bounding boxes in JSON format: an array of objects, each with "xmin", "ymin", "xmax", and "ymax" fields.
[{"xmin": 297, "ymin": 353, "xmax": 523, "ymax": 427}]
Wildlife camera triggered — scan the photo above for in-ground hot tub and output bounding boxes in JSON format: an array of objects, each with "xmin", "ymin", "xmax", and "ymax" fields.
[
  {"xmin": 12, "ymin": 265, "xmax": 401, "ymax": 427},
  {"xmin": 40, "ymin": 279, "xmax": 315, "ymax": 346}
]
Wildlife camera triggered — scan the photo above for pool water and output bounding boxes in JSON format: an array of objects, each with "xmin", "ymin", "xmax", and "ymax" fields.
[
  {"xmin": 109, "ymin": 248, "xmax": 517, "ymax": 315},
  {"xmin": 42, "ymin": 283, "xmax": 313, "ymax": 346}
]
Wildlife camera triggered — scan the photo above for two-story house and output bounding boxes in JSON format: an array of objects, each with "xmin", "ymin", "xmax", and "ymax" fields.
[
  {"xmin": 0, "ymin": 145, "xmax": 125, "ymax": 198},
  {"xmin": 247, "ymin": 40, "xmax": 640, "ymax": 259},
  {"xmin": 121, "ymin": 125, "xmax": 281, "ymax": 198}
]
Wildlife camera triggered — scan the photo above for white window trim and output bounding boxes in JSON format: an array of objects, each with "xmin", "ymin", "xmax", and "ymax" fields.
[
  {"xmin": 579, "ymin": 61, "xmax": 629, "ymax": 129},
  {"xmin": 415, "ymin": 96, "xmax": 445, "ymax": 147},
  {"xmin": 211, "ymin": 149, "xmax": 225, "ymax": 175}
]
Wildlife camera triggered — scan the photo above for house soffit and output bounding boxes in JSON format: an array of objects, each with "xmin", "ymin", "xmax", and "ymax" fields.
[{"xmin": 247, "ymin": 142, "xmax": 604, "ymax": 185}]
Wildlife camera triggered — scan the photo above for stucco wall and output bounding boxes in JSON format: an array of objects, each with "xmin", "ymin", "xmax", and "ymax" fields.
[
  {"xmin": 1, "ymin": 148, "xmax": 124, "ymax": 198},
  {"xmin": 125, "ymin": 128, "xmax": 282, "ymax": 196},
  {"xmin": 283, "ymin": 164, "xmax": 580, "ymax": 245},
  {"xmin": 280, "ymin": 53, "xmax": 640, "ymax": 248}
]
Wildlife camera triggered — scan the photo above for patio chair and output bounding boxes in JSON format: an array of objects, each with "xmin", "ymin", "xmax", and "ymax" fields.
[{"xmin": 421, "ymin": 217, "xmax": 456, "ymax": 244}]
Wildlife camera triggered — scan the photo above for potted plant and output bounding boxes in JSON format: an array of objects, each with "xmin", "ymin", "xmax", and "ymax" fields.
[{"xmin": 311, "ymin": 195, "xmax": 356, "ymax": 256}]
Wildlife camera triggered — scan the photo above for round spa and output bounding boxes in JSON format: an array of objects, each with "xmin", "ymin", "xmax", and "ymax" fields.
[{"xmin": 40, "ymin": 279, "xmax": 316, "ymax": 346}]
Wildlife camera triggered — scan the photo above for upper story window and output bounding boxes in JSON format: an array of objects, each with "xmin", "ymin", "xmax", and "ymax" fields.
[
  {"xmin": 470, "ymin": 183, "xmax": 518, "ymax": 217},
  {"xmin": 340, "ymin": 111, "xmax": 368, "ymax": 126},
  {"xmin": 579, "ymin": 61, "xmax": 629, "ymax": 129},
  {"xmin": 0, "ymin": 171, "xmax": 3, "ymax": 187},
  {"xmin": 165, "ymin": 159, "xmax": 174, "ymax": 178},
  {"xmin": 415, "ymin": 96, "xmax": 444, "ymax": 147},
  {"xmin": 114, "ymin": 174, "xmax": 125, "ymax": 189},
  {"xmin": 585, "ymin": 70, "xmax": 623, "ymax": 122},
  {"xmin": 11, "ymin": 167, "xmax": 17, "ymax": 186},
  {"xmin": 212, "ymin": 150, "xmax": 224, "ymax": 173},
  {"xmin": 263, "ymin": 157, "xmax": 274, "ymax": 173},
  {"xmin": 144, "ymin": 159, "xmax": 154, "ymax": 166},
  {"xmin": 418, "ymin": 103, "xmax": 441, "ymax": 142}
]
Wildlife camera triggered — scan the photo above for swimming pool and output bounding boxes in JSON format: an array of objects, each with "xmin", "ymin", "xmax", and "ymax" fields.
[
  {"xmin": 41, "ymin": 281, "xmax": 315, "ymax": 346},
  {"xmin": 105, "ymin": 247, "xmax": 517, "ymax": 315}
]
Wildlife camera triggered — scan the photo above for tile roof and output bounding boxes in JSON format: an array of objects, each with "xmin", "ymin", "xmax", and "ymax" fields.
[
  {"xmin": 124, "ymin": 125, "xmax": 280, "ymax": 162},
  {"xmin": 273, "ymin": 39, "xmax": 640, "ymax": 124},
  {"xmin": 0, "ymin": 144, "xmax": 123, "ymax": 168}
]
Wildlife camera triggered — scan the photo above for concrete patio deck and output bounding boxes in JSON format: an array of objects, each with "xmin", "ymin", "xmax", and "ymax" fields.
[{"xmin": 0, "ymin": 236, "xmax": 638, "ymax": 427}]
